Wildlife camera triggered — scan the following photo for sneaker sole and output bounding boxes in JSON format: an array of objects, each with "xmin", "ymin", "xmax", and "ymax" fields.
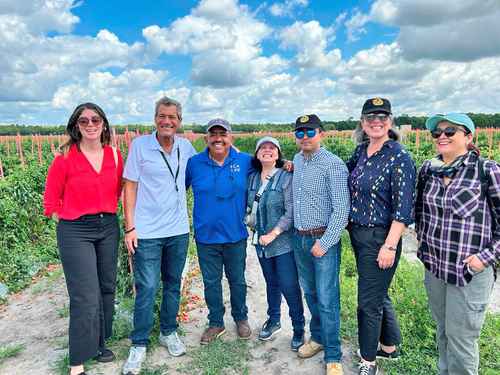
[
  {"xmin": 356, "ymin": 349, "xmax": 399, "ymax": 361},
  {"xmin": 258, "ymin": 327, "xmax": 282, "ymax": 341},
  {"xmin": 200, "ymin": 329, "xmax": 226, "ymax": 345}
]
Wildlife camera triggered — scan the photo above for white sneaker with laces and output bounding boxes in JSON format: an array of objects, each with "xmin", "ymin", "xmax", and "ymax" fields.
[
  {"xmin": 122, "ymin": 346, "xmax": 146, "ymax": 375},
  {"xmin": 159, "ymin": 331, "xmax": 186, "ymax": 357}
]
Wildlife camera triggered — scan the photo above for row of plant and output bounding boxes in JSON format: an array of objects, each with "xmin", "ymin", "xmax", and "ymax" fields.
[{"xmin": 0, "ymin": 132, "xmax": 499, "ymax": 374}]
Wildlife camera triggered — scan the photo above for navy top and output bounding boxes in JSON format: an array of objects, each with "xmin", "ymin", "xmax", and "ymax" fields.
[
  {"xmin": 347, "ymin": 140, "xmax": 416, "ymax": 227},
  {"xmin": 186, "ymin": 147, "xmax": 253, "ymax": 244}
]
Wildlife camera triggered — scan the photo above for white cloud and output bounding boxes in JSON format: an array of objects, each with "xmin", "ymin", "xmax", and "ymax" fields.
[
  {"xmin": 369, "ymin": 0, "xmax": 500, "ymax": 61},
  {"xmin": 280, "ymin": 21, "xmax": 343, "ymax": 72},
  {"xmin": 143, "ymin": 0, "xmax": 275, "ymax": 88},
  {"xmin": 269, "ymin": 0, "xmax": 308, "ymax": 17},
  {"xmin": 345, "ymin": 9, "xmax": 370, "ymax": 42}
]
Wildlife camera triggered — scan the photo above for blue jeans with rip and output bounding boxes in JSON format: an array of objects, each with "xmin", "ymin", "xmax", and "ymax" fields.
[
  {"xmin": 130, "ymin": 233, "xmax": 189, "ymax": 346},
  {"xmin": 293, "ymin": 232, "xmax": 342, "ymax": 363},
  {"xmin": 196, "ymin": 239, "xmax": 248, "ymax": 327}
]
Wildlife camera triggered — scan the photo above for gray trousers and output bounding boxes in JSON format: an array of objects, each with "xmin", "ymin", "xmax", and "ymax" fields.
[{"xmin": 424, "ymin": 268, "xmax": 494, "ymax": 375}]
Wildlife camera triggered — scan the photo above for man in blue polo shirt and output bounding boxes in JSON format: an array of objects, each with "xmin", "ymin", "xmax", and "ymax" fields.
[
  {"xmin": 186, "ymin": 118, "xmax": 253, "ymax": 344},
  {"xmin": 122, "ymin": 97, "xmax": 196, "ymax": 375}
]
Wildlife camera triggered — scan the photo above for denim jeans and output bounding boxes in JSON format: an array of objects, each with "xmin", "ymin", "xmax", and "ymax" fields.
[
  {"xmin": 196, "ymin": 239, "xmax": 248, "ymax": 327},
  {"xmin": 57, "ymin": 213, "xmax": 119, "ymax": 366},
  {"xmin": 293, "ymin": 233, "xmax": 342, "ymax": 363},
  {"xmin": 257, "ymin": 250, "xmax": 305, "ymax": 333},
  {"xmin": 130, "ymin": 233, "xmax": 189, "ymax": 346},
  {"xmin": 349, "ymin": 225, "xmax": 402, "ymax": 361}
]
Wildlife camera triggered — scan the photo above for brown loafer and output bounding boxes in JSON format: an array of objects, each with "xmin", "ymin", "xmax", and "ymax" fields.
[
  {"xmin": 236, "ymin": 320, "xmax": 251, "ymax": 339},
  {"xmin": 200, "ymin": 326, "xmax": 226, "ymax": 345}
]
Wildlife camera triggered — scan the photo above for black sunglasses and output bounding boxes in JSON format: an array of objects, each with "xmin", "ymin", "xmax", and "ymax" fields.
[
  {"xmin": 431, "ymin": 126, "xmax": 467, "ymax": 139},
  {"xmin": 362, "ymin": 113, "xmax": 390, "ymax": 123},
  {"xmin": 295, "ymin": 128, "xmax": 317, "ymax": 139}
]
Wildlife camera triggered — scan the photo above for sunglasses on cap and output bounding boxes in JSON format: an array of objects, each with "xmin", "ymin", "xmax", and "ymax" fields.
[
  {"xmin": 362, "ymin": 113, "xmax": 390, "ymax": 123},
  {"xmin": 431, "ymin": 126, "xmax": 468, "ymax": 139},
  {"xmin": 295, "ymin": 128, "xmax": 317, "ymax": 139}
]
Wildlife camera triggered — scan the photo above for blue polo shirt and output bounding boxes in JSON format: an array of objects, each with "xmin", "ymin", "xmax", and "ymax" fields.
[
  {"xmin": 123, "ymin": 132, "xmax": 196, "ymax": 239},
  {"xmin": 186, "ymin": 148, "xmax": 253, "ymax": 244}
]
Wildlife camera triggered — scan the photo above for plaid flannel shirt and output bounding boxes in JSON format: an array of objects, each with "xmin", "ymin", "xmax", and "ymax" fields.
[{"xmin": 415, "ymin": 151, "xmax": 500, "ymax": 286}]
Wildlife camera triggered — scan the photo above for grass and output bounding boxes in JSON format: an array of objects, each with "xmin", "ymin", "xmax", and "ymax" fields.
[
  {"xmin": 0, "ymin": 343, "xmax": 25, "ymax": 364},
  {"xmin": 56, "ymin": 303, "xmax": 69, "ymax": 318},
  {"xmin": 178, "ymin": 339, "xmax": 250, "ymax": 375},
  {"xmin": 339, "ymin": 232, "xmax": 500, "ymax": 375}
]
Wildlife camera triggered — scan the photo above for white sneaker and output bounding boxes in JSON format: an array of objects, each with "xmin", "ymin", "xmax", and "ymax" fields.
[
  {"xmin": 159, "ymin": 331, "xmax": 186, "ymax": 357},
  {"xmin": 122, "ymin": 346, "xmax": 146, "ymax": 375}
]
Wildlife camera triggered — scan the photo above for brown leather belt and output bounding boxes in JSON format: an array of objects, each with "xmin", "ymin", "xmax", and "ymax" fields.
[{"xmin": 297, "ymin": 226, "xmax": 327, "ymax": 236}]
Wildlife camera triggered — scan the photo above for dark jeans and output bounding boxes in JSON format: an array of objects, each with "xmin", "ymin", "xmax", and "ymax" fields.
[
  {"xmin": 57, "ymin": 213, "xmax": 119, "ymax": 366},
  {"xmin": 130, "ymin": 233, "xmax": 189, "ymax": 346},
  {"xmin": 257, "ymin": 250, "xmax": 305, "ymax": 333},
  {"xmin": 349, "ymin": 225, "xmax": 402, "ymax": 362},
  {"xmin": 196, "ymin": 239, "xmax": 248, "ymax": 327},
  {"xmin": 293, "ymin": 233, "xmax": 342, "ymax": 363}
]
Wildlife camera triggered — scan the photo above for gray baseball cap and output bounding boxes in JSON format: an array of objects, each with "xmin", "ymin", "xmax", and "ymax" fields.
[
  {"xmin": 206, "ymin": 118, "xmax": 231, "ymax": 132},
  {"xmin": 255, "ymin": 136, "xmax": 281, "ymax": 152}
]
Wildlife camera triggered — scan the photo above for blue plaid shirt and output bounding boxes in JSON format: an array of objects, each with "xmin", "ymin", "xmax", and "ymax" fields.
[
  {"xmin": 415, "ymin": 151, "xmax": 500, "ymax": 286},
  {"xmin": 292, "ymin": 147, "xmax": 350, "ymax": 250}
]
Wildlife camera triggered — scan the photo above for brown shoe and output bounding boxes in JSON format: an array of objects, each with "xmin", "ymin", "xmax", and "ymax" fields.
[
  {"xmin": 297, "ymin": 339, "xmax": 323, "ymax": 358},
  {"xmin": 236, "ymin": 320, "xmax": 252, "ymax": 339},
  {"xmin": 326, "ymin": 362, "xmax": 343, "ymax": 375},
  {"xmin": 200, "ymin": 326, "xmax": 226, "ymax": 345}
]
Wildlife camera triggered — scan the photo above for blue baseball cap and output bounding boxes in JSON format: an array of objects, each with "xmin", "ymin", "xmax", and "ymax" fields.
[{"xmin": 425, "ymin": 113, "xmax": 475, "ymax": 134}]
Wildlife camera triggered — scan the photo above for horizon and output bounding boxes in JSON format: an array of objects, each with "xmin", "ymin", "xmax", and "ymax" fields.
[{"xmin": 1, "ymin": 0, "xmax": 500, "ymax": 125}]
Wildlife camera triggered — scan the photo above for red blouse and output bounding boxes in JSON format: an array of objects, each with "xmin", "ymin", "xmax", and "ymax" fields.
[{"xmin": 43, "ymin": 144, "xmax": 124, "ymax": 220}]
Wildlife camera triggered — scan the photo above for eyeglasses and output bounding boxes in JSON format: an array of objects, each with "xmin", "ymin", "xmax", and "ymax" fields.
[
  {"xmin": 77, "ymin": 117, "xmax": 102, "ymax": 127},
  {"xmin": 295, "ymin": 128, "xmax": 317, "ymax": 139},
  {"xmin": 362, "ymin": 114, "xmax": 390, "ymax": 123},
  {"xmin": 431, "ymin": 126, "xmax": 467, "ymax": 139}
]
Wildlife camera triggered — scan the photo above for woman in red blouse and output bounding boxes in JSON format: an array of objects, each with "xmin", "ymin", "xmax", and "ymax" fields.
[{"xmin": 44, "ymin": 103, "xmax": 123, "ymax": 375}]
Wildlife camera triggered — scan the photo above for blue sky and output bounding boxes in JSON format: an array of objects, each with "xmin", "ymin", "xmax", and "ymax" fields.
[{"xmin": 1, "ymin": 0, "xmax": 499, "ymax": 125}]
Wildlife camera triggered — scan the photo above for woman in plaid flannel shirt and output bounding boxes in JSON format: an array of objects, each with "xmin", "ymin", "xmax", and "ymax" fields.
[{"xmin": 415, "ymin": 113, "xmax": 500, "ymax": 375}]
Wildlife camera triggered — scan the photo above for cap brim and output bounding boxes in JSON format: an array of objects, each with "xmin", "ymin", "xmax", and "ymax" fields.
[
  {"xmin": 425, "ymin": 114, "xmax": 473, "ymax": 132},
  {"xmin": 206, "ymin": 124, "xmax": 230, "ymax": 132},
  {"xmin": 295, "ymin": 124, "xmax": 322, "ymax": 130},
  {"xmin": 362, "ymin": 109, "xmax": 391, "ymax": 115}
]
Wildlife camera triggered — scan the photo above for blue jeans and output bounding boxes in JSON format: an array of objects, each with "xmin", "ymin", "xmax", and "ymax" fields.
[
  {"xmin": 196, "ymin": 239, "xmax": 248, "ymax": 327},
  {"xmin": 130, "ymin": 233, "xmax": 189, "ymax": 346},
  {"xmin": 257, "ymin": 250, "xmax": 305, "ymax": 333},
  {"xmin": 293, "ymin": 233, "xmax": 342, "ymax": 363}
]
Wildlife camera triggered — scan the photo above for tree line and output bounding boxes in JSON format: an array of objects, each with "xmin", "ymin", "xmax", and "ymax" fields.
[{"xmin": 1, "ymin": 113, "xmax": 499, "ymax": 135}]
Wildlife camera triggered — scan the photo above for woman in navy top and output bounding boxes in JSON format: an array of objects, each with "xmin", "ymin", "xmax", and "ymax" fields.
[{"xmin": 347, "ymin": 98, "xmax": 416, "ymax": 375}]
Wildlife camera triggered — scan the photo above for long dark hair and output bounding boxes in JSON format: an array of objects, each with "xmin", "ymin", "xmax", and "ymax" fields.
[
  {"xmin": 61, "ymin": 102, "xmax": 111, "ymax": 152},
  {"xmin": 251, "ymin": 149, "xmax": 285, "ymax": 171}
]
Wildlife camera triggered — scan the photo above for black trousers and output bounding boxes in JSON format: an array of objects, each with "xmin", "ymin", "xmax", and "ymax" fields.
[
  {"xmin": 57, "ymin": 213, "xmax": 119, "ymax": 366},
  {"xmin": 349, "ymin": 225, "xmax": 402, "ymax": 361}
]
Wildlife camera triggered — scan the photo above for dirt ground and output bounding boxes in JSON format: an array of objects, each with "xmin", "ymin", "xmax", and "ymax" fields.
[{"xmin": 0, "ymin": 231, "xmax": 498, "ymax": 374}]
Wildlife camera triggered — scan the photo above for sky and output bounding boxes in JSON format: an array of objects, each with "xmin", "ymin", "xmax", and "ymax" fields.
[{"xmin": 1, "ymin": 0, "xmax": 500, "ymax": 125}]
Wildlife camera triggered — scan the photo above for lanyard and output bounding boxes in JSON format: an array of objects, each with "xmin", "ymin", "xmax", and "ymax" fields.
[{"xmin": 158, "ymin": 147, "xmax": 180, "ymax": 192}]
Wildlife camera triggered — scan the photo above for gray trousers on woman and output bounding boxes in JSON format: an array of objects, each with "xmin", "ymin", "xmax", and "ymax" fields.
[{"xmin": 424, "ymin": 267, "xmax": 494, "ymax": 375}]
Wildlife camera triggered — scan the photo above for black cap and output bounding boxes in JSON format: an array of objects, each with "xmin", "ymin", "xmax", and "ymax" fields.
[
  {"xmin": 361, "ymin": 98, "xmax": 392, "ymax": 115},
  {"xmin": 295, "ymin": 114, "xmax": 323, "ymax": 130}
]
